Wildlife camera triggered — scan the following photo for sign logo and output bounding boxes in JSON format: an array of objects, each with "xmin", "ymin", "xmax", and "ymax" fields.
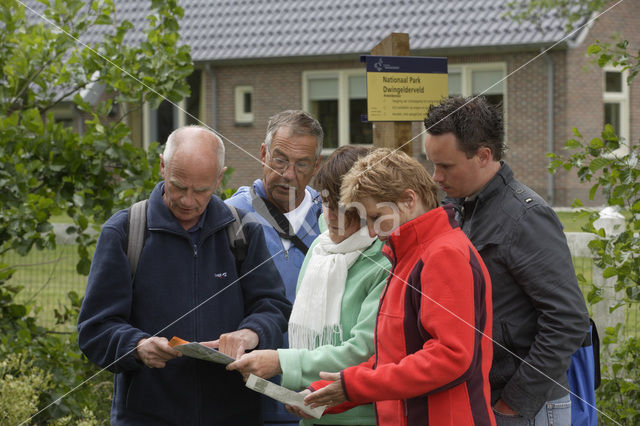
[
  {"xmin": 374, "ymin": 57, "xmax": 384, "ymax": 72},
  {"xmin": 374, "ymin": 57, "xmax": 401, "ymax": 72}
]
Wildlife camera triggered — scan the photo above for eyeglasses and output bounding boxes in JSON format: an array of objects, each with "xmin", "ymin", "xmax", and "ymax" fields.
[{"xmin": 268, "ymin": 154, "xmax": 315, "ymax": 175}]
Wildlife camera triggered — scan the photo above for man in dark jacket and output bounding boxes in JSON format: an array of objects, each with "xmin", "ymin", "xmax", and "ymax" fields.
[
  {"xmin": 78, "ymin": 125, "xmax": 291, "ymax": 425},
  {"xmin": 424, "ymin": 96, "xmax": 589, "ymax": 426}
]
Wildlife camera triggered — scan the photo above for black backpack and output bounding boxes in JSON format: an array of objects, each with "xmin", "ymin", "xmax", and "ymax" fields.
[{"xmin": 126, "ymin": 199, "xmax": 247, "ymax": 281}]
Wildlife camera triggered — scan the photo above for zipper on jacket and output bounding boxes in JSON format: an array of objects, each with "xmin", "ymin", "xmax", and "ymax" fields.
[
  {"xmin": 284, "ymin": 249, "xmax": 289, "ymax": 259},
  {"xmin": 373, "ymin": 242, "xmax": 396, "ymax": 371},
  {"xmin": 191, "ymin": 240, "xmax": 199, "ymax": 362}
]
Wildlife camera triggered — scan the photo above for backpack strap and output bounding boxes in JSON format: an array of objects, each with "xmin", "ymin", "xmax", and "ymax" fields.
[
  {"xmin": 249, "ymin": 186, "xmax": 310, "ymax": 255},
  {"xmin": 126, "ymin": 199, "xmax": 148, "ymax": 282},
  {"xmin": 226, "ymin": 205, "xmax": 247, "ymax": 274}
]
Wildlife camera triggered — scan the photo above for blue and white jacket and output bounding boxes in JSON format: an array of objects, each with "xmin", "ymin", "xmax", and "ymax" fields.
[
  {"xmin": 225, "ymin": 179, "xmax": 322, "ymax": 304},
  {"xmin": 226, "ymin": 179, "xmax": 322, "ymax": 423}
]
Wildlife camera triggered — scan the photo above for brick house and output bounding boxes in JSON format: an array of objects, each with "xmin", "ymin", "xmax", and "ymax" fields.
[{"xmin": 93, "ymin": 1, "xmax": 640, "ymax": 206}]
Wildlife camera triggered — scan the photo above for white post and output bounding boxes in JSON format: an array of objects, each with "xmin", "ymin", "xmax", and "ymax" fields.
[{"xmin": 591, "ymin": 207, "xmax": 626, "ymax": 349}]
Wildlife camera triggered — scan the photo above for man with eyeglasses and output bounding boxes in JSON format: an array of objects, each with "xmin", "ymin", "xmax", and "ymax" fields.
[{"xmin": 226, "ymin": 109, "xmax": 323, "ymax": 425}]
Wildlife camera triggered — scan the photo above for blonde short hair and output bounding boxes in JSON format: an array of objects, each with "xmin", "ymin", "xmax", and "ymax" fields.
[{"xmin": 340, "ymin": 148, "xmax": 439, "ymax": 210}]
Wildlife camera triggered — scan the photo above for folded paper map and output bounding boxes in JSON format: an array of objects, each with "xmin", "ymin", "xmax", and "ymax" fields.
[
  {"xmin": 246, "ymin": 374, "xmax": 326, "ymax": 419},
  {"xmin": 168, "ymin": 336, "xmax": 235, "ymax": 365}
]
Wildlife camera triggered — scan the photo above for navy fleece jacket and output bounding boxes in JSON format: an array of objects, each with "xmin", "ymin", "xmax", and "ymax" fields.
[{"xmin": 78, "ymin": 182, "xmax": 291, "ymax": 425}]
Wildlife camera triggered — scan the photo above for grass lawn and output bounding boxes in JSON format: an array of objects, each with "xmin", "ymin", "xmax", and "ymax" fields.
[
  {"xmin": 6, "ymin": 245, "xmax": 89, "ymax": 329},
  {"xmin": 556, "ymin": 210, "xmax": 595, "ymax": 232},
  {"xmin": 556, "ymin": 208, "xmax": 633, "ymax": 233},
  {"xmin": 49, "ymin": 214, "xmax": 75, "ymax": 224}
]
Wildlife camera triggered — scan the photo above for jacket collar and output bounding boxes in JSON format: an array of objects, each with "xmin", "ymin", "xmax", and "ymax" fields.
[
  {"xmin": 147, "ymin": 181, "xmax": 234, "ymax": 236},
  {"xmin": 383, "ymin": 205, "xmax": 459, "ymax": 263},
  {"xmin": 476, "ymin": 161, "xmax": 512, "ymax": 203},
  {"xmin": 444, "ymin": 161, "xmax": 513, "ymax": 208},
  {"xmin": 252, "ymin": 179, "xmax": 323, "ymax": 240},
  {"xmin": 253, "ymin": 178, "xmax": 322, "ymax": 207},
  {"xmin": 253, "ymin": 179, "xmax": 267, "ymax": 198}
]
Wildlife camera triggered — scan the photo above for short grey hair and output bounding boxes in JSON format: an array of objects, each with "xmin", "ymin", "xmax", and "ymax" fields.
[
  {"xmin": 264, "ymin": 110, "xmax": 324, "ymax": 158},
  {"xmin": 163, "ymin": 125, "xmax": 225, "ymax": 173}
]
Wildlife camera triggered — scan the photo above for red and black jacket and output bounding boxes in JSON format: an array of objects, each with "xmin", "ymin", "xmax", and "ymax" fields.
[{"xmin": 312, "ymin": 205, "xmax": 495, "ymax": 426}]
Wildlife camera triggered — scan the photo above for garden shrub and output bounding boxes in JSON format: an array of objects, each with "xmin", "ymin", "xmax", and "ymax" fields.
[{"xmin": 0, "ymin": 353, "xmax": 52, "ymax": 425}]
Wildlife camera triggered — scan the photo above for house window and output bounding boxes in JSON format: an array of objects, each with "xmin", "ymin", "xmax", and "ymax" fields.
[
  {"xmin": 55, "ymin": 117, "xmax": 75, "ymax": 128},
  {"xmin": 423, "ymin": 63, "xmax": 506, "ymax": 153},
  {"xmin": 447, "ymin": 63, "xmax": 506, "ymax": 113},
  {"xmin": 186, "ymin": 70, "xmax": 202, "ymax": 125},
  {"xmin": 603, "ymin": 68, "xmax": 629, "ymax": 156},
  {"xmin": 235, "ymin": 85, "xmax": 254, "ymax": 124},
  {"xmin": 50, "ymin": 104, "xmax": 76, "ymax": 129},
  {"xmin": 147, "ymin": 100, "xmax": 178, "ymax": 146},
  {"xmin": 143, "ymin": 70, "xmax": 203, "ymax": 147},
  {"xmin": 348, "ymin": 75, "xmax": 372, "ymax": 144},
  {"xmin": 303, "ymin": 70, "xmax": 372, "ymax": 151}
]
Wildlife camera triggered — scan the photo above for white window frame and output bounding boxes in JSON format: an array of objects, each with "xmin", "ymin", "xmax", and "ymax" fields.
[
  {"xmin": 235, "ymin": 85, "xmax": 254, "ymax": 124},
  {"xmin": 302, "ymin": 68, "xmax": 367, "ymax": 155},
  {"xmin": 422, "ymin": 62, "xmax": 507, "ymax": 153},
  {"xmin": 448, "ymin": 62, "xmax": 507, "ymax": 99},
  {"xmin": 141, "ymin": 72, "xmax": 204, "ymax": 148},
  {"xmin": 603, "ymin": 66, "xmax": 629, "ymax": 157}
]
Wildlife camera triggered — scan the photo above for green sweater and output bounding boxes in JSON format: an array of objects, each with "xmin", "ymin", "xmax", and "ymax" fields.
[{"xmin": 278, "ymin": 237, "xmax": 390, "ymax": 425}]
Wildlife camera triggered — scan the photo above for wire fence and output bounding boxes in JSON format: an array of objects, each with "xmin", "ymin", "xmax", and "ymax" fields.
[
  {"xmin": 572, "ymin": 256, "xmax": 639, "ymax": 338},
  {"xmin": 6, "ymin": 245, "xmax": 89, "ymax": 329},
  {"xmin": 4, "ymin": 236, "xmax": 638, "ymax": 336}
]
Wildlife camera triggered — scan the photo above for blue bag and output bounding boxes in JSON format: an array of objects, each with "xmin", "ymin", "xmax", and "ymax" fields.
[{"xmin": 567, "ymin": 318, "xmax": 600, "ymax": 426}]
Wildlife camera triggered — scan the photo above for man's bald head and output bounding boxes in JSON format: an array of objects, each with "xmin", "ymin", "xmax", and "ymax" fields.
[
  {"xmin": 160, "ymin": 126, "xmax": 227, "ymax": 230},
  {"xmin": 163, "ymin": 126, "xmax": 225, "ymax": 175}
]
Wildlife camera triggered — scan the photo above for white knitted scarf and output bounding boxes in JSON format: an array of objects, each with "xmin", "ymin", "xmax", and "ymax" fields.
[{"xmin": 288, "ymin": 228, "xmax": 376, "ymax": 350}]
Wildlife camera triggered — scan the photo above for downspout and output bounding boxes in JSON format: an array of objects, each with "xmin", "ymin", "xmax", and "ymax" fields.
[
  {"xmin": 205, "ymin": 63, "xmax": 217, "ymax": 130},
  {"xmin": 542, "ymin": 48, "xmax": 555, "ymax": 205}
]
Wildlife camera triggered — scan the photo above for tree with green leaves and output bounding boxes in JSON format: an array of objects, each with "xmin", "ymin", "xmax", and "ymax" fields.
[
  {"xmin": 548, "ymin": 108, "xmax": 639, "ymax": 426},
  {"xmin": 1, "ymin": 0, "xmax": 192, "ymax": 275},
  {"xmin": 506, "ymin": 0, "xmax": 639, "ymax": 81},
  {"xmin": 508, "ymin": 1, "xmax": 639, "ymax": 423},
  {"xmin": 0, "ymin": 0, "xmax": 192, "ymax": 421}
]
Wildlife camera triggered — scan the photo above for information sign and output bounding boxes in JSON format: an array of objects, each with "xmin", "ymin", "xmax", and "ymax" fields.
[{"xmin": 362, "ymin": 55, "xmax": 448, "ymax": 122}]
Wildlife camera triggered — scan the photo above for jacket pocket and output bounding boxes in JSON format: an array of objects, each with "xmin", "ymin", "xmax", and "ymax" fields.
[
  {"xmin": 375, "ymin": 310, "xmax": 406, "ymax": 364},
  {"xmin": 490, "ymin": 320, "xmax": 519, "ymax": 389},
  {"xmin": 501, "ymin": 320, "xmax": 516, "ymax": 352},
  {"xmin": 124, "ymin": 371, "xmax": 137, "ymax": 409}
]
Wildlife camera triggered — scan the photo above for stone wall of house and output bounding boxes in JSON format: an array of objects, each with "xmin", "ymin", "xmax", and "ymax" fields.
[
  {"xmin": 207, "ymin": 53, "xmax": 568, "ymax": 200},
  {"xmin": 558, "ymin": 0, "xmax": 640, "ymax": 206},
  {"xmin": 201, "ymin": 1, "xmax": 638, "ymax": 207},
  {"xmin": 505, "ymin": 50, "xmax": 564, "ymax": 203},
  {"xmin": 207, "ymin": 58, "xmax": 365, "ymax": 189}
]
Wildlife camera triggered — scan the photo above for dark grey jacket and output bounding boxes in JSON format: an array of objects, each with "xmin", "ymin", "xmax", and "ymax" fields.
[{"xmin": 446, "ymin": 162, "xmax": 589, "ymax": 419}]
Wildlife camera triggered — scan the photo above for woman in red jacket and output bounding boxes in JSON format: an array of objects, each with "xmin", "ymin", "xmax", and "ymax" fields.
[{"xmin": 303, "ymin": 148, "xmax": 496, "ymax": 426}]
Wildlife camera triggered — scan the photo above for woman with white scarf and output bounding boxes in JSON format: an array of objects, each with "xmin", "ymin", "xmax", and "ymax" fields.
[{"xmin": 228, "ymin": 146, "xmax": 390, "ymax": 425}]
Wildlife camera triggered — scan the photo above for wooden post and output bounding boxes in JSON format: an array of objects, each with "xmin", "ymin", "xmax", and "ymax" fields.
[{"xmin": 371, "ymin": 33, "xmax": 413, "ymax": 155}]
